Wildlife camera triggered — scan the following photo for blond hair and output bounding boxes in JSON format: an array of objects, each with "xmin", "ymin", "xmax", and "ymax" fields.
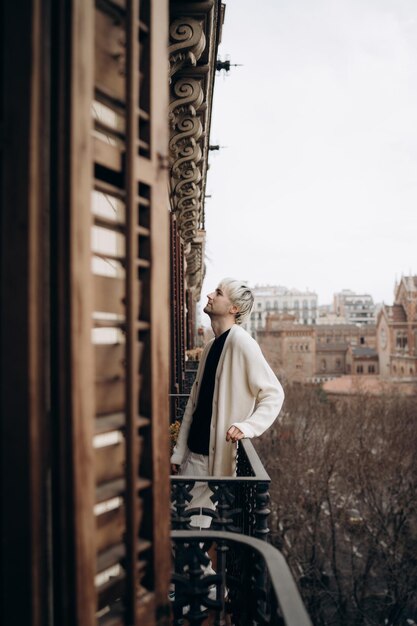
[{"xmin": 218, "ymin": 278, "xmax": 254, "ymax": 325}]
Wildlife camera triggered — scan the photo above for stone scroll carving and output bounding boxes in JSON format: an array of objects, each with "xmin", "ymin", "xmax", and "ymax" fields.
[
  {"xmin": 169, "ymin": 18, "xmax": 206, "ymax": 78},
  {"xmin": 169, "ymin": 78, "xmax": 205, "ymax": 246},
  {"xmin": 169, "ymin": 6, "xmax": 215, "ymax": 293}
]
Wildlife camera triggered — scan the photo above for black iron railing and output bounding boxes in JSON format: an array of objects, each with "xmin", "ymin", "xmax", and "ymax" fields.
[
  {"xmin": 170, "ymin": 393, "xmax": 190, "ymax": 423},
  {"xmin": 171, "ymin": 439, "xmax": 271, "ymax": 540},
  {"xmin": 171, "ymin": 530, "xmax": 312, "ymax": 626}
]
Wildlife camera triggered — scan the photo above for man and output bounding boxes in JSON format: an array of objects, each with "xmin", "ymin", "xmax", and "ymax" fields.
[{"xmin": 171, "ymin": 278, "xmax": 284, "ymax": 527}]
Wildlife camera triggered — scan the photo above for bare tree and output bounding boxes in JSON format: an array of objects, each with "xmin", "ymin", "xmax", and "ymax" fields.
[{"xmin": 255, "ymin": 384, "xmax": 417, "ymax": 625}]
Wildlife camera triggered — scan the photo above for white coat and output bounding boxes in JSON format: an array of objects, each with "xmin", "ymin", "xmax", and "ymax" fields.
[{"xmin": 170, "ymin": 324, "xmax": 285, "ymax": 476}]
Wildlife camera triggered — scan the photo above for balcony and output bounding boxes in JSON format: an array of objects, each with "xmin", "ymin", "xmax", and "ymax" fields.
[
  {"xmin": 171, "ymin": 439, "xmax": 271, "ymax": 538},
  {"xmin": 171, "ymin": 530, "xmax": 311, "ymax": 625},
  {"xmin": 170, "ymin": 439, "xmax": 312, "ymax": 625}
]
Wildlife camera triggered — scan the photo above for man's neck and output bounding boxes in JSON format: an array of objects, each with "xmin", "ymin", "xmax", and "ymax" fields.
[{"xmin": 210, "ymin": 318, "xmax": 235, "ymax": 338}]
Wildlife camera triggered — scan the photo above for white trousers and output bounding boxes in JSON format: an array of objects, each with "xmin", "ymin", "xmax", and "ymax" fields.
[{"xmin": 179, "ymin": 451, "xmax": 215, "ymax": 529}]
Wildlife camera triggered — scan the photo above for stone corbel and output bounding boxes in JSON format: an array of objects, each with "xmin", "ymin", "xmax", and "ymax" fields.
[
  {"xmin": 169, "ymin": 18, "xmax": 206, "ymax": 79},
  {"xmin": 169, "ymin": 76, "xmax": 205, "ymax": 245},
  {"xmin": 169, "ymin": 77, "xmax": 204, "ymax": 126}
]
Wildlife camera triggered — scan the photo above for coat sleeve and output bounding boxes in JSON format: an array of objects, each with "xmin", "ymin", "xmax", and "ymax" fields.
[{"xmin": 231, "ymin": 339, "xmax": 285, "ymax": 438}]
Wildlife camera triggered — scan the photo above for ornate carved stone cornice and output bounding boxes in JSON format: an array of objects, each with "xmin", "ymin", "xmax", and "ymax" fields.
[
  {"xmin": 169, "ymin": 18, "xmax": 206, "ymax": 78},
  {"xmin": 169, "ymin": 1, "xmax": 223, "ymax": 295},
  {"xmin": 169, "ymin": 76, "xmax": 204, "ymax": 245}
]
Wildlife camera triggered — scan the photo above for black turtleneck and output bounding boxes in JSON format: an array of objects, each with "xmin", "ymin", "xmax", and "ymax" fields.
[{"xmin": 187, "ymin": 328, "xmax": 231, "ymax": 455}]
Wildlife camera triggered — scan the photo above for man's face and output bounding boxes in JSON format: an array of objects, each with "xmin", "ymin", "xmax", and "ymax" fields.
[{"xmin": 204, "ymin": 285, "xmax": 236, "ymax": 318}]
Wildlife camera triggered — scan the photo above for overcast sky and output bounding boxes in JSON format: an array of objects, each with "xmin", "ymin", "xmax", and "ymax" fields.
[{"xmin": 201, "ymin": 0, "xmax": 417, "ymax": 312}]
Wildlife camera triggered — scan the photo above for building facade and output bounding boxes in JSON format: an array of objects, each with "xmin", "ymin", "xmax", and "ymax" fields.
[
  {"xmin": 377, "ymin": 276, "xmax": 417, "ymax": 380},
  {"xmin": 258, "ymin": 316, "xmax": 377, "ymax": 383},
  {"xmin": 333, "ymin": 289, "xmax": 376, "ymax": 325},
  {"xmin": 241, "ymin": 285, "xmax": 318, "ymax": 337}
]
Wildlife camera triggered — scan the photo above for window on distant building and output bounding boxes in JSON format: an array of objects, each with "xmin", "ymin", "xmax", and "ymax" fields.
[
  {"xmin": 302, "ymin": 299, "xmax": 308, "ymax": 308},
  {"xmin": 357, "ymin": 365, "xmax": 363, "ymax": 373},
  {"xmin": 336, "ymin": 359, "xmax": 341, "ymax": 369},
  {"xmin": 257, "ymin": 302, "xmax": 262, "ymax": 309},
  {"xmin": 321, "ymin": 359, "xmax": 327, "ymax": 371},
  {"xmin": 251, "ymin": 312, "xmax": 255, "ymax": 320},
  {"xmin": 258, "ymin": 312, "xmax": 262, "ymax": 320},
  {"xmin": 368, "ymin": 365, "xmax": 375, "ymax": 373},
  {"xmin": 396, "ymin": 332, "xmax": 407, "ymax": 350},
  {"xmin": 294, "ymin": 300, "xmax": 299, "ymax": 309},
  {"xmin": 266, "ymin": 301, "xmax": 271, "ymax": 310},
  {"xmin": 360, "ymin": 336, "xmax": 365, "ymax": 345}
]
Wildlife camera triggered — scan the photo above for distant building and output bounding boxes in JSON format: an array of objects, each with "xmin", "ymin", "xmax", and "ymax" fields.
[
  {"xmin": 333, "ymin": 289, "xmax": 376, "ymax": 325},
  {"xmin": 258, "ymin": 316, "xmax": 376, "ymax": 383},
  {"xmin": 377, "ymin": 276, "xmax": 417, "ymax": 381},
  {"xmin": 241, "ymin": 284, "xmax": 318, "ymax": 338},
  {"xmin": 257, "ymin": 315, "xmax": 316, "ymax": 382},
  {"xmin": 346, "ymin": 346, "xmax": 379, "ymax": 375}
]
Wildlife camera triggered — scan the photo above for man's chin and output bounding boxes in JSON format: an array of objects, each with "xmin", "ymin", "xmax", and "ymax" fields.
[{"xmin": 203, "ymin": 306, "xmax": 212, "ymax": 316}]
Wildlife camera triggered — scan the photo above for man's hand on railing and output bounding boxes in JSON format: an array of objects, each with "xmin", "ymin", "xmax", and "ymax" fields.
[
  {"xmin": 171, "ymin": 463, "xmax": 180, "ymax": 475},
  {"xmin": 226, "ymin": 425, "xmax": 244, "ymax": 443}
]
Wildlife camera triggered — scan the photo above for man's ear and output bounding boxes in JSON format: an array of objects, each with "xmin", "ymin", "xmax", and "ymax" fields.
[{"xmin": 230, "ymin": 304, "xmax": 239, "ymax": 316}]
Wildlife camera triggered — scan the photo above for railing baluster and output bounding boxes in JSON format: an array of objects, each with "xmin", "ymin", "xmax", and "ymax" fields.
[
  {"xmin": 171, "ymin": 438, "xmax": 271, "ymax": 537},
  {"xmin": 254, "ymin": 481, "xmax": 271, "ymax": 541},
  {"xmin": 171, "ymin": 531, "xmax": 312, "ymax": 626}
]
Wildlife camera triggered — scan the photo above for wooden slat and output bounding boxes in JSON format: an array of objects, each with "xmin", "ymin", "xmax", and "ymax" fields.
[
  {"xmin": 94, "ymin": 136, "xmax": 123, "ymax": 172},
  {"xmin": 96, "ymin": 378, "xmax": 125, "ymax": 414},
  {"xmin": 136, "ymin": 321, "xmax": 150, "ymax": 331},
  {"xmin": 134, "ymin": 155, "xmax": 155, "ymax": 185},
  {"xmin": 97, "ymin": 575, "xmax": 126, "ymax": 611},
  {"xmin": 95, "ymin": 441, "xmax": 125, "ymax": 484},
  {"xmin": 93, "ymin": 214, "xmax": 125, "ymax": 232},
  {"xmin": 136, "ymin": 258, "xmax": 150, "ymax": 269},
  {"xmin": 97, "ymin": 544, "xmax": 126, "ymax": 574},
  {"xmin": 137, "ymin": 225, "xmax": 150, "ymax": 237},
  {"xmin": 95, "ymin": 413, "xmax": 125, "ymax": 435},
  {"xmin": 94, "ymin": 178, "xmax": 126, "ymax": 199},
  {"xmin": 96, "ymin": 506, "xmax": 126, "ymax": 553},
  {"xmin": 94, "ymin": 274, "xmax": 125, "ymax": 315},
  {"xmin": 96, "ymin": 479, "xmax": 125, "ymax": 504},
  {"xmin": 95, "ymin": 8, "xmax": 126, "ymax": 102},
  {"xmin": 95, "ymin": 344, "xmax": 125, "ymax": 381},
  {"xmin": 137, "ymin": 478, "xmax": 152, "ymax": 491}
]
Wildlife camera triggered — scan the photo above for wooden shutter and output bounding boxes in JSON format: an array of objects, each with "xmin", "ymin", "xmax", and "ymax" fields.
[
  {"xmin": 2, "ymin": 2, "xmax": 170, "ymax": 624},
  {"xmin": 93, "ymin": 1, "xmax": 171, "ymax": 624}
]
